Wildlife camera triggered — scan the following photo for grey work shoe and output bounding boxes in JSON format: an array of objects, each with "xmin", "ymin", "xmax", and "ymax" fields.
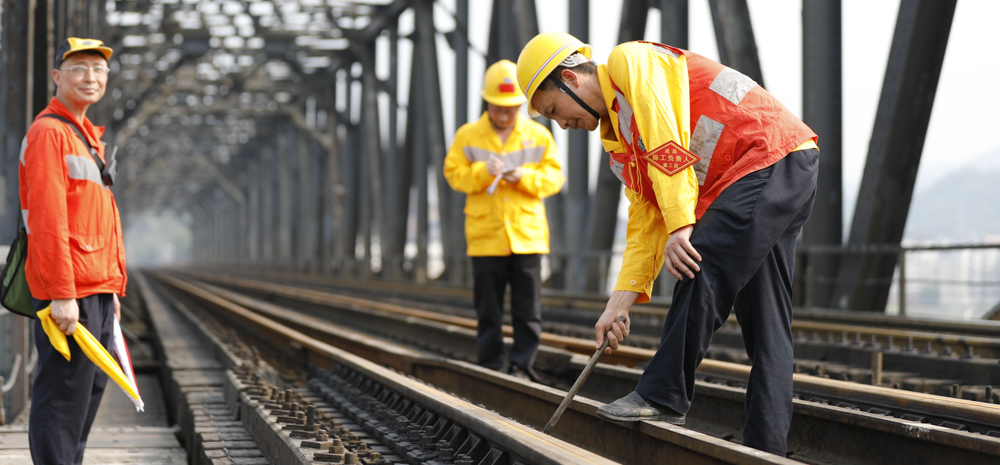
[{"xmin": 596, "ymin": 391, "xmax": 686, "ymax": 424}]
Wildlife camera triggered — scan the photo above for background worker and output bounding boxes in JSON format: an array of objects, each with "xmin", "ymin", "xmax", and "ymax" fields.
[
  {"xmin": 516, "ymin": 33, "xmax": 818, "ymax": 455},
  {"xmin": 20, "ymin": 38, "xmax": 127, "ymax": 464},
  {"xmin": 443, "ymin": 59, "xmax": 565, "ymax": 381}
]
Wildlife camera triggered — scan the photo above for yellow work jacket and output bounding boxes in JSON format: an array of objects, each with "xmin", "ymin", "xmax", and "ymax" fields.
[
  {"xmin": 443, "ymin": 112, "xmax": 564, "ymax": 256},
  {"xmin": 600, "ymin": 42, "xmax": 816, "ymax": 302}
]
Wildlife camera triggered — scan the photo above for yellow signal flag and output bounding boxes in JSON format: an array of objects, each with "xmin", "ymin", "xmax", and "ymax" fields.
[{"xmin": 38, "ymin": 306, "xmax": 144, "ymax": 411}]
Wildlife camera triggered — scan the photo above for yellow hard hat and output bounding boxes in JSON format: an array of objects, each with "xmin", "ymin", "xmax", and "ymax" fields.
[
  {"xmin": 482, "ymin": 60, "xmax": 527, "ymax": 107},
  {"xmin": 516, "ymin": 32, "xmax": 592, "ymax": 117}
]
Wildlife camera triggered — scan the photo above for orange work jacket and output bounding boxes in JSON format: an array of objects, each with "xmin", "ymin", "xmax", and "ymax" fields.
[{"xmin": 18, "ymin": 97, "xmax": 127, "ymax": 300}]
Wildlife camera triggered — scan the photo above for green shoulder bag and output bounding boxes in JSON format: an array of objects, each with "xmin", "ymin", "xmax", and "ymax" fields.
[{"xmin": 1, "ymin": 222, "xmax": 35, "ymax": 318}]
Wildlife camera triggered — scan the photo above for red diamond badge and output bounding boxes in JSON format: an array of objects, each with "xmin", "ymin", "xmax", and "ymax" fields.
[{"xmin": 642, "ymin": 140, "xmax": 701, "ymax": 176}]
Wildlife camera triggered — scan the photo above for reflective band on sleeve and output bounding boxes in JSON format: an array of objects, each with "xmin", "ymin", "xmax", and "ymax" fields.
[
  {"xmin": 614, "ymin": 91, "xmax": 634, "ymax": 147},
  {"xmin": 609, "ymin": 157, "xmax": 627, "ymax": 185},
  {"xmin": 19, "ymin": 137, "xmax": 28, "ymax": 166},
  {"xmin": 464, "ymin": 146, "xmax": 496, "ymax": 163},
  {"xmin": 651, "ymin": 45, "xmax": 680, "ymax": 58},
  {"xmin": 708, "ymin": 68, "xmax": 757, "ymax": 106},
  {"xmin": 21, "ymin": 210, "xmax": 30, "ymax": 234},
  {"xmin": 500, "ymin": 147, "xmax": 545, "ymax": 170},
  {"xmin": 690, "ymin": 115, "xmax": 724, "ymax": 186},
  {"xmin": 65, "ymin": 154, "xmax": 105, "ymax": 186},
  {"xmin": 465, "ymin": 146, "xmax": 545, "ymax": 170}
]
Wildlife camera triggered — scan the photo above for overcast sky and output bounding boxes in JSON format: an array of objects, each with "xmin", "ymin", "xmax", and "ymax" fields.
[{"xmin": 391, "ymin": 0, "xmax": 999, "ymax": 220}]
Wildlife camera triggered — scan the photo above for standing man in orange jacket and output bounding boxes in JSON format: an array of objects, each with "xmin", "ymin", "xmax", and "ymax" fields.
[
  {"xmin": 444, "ymin": 60, "xmax": 565, "ymax": 381},
  {"xmin": 19, "ymin": 38, "xmax": 127, "ymax": 465},
  {"xmin": 517, "ymin": 33, "xmax": 818, "ymax": 455}
]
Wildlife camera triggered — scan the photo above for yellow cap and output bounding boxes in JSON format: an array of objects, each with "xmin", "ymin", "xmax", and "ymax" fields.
[
  {"xmin": 55, "ymin": 38, "xmax": 113, "ymax": 68},
  {"xmin": 516, "ymin": 32, "xmax": 592, "ymax": 117},
  {"xmin": 481, "ymin": 60, "xmax": 527, "ymax": 107}
]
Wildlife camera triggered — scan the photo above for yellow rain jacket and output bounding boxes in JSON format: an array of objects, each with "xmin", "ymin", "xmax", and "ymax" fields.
[{"xmin": 444, "ymin": 112, "xmax": 564, "ymax": 256}]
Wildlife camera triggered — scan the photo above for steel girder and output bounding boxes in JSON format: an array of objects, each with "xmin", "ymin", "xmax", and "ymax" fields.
[
  {"xmin": 660, "ymin": 0, "xmax": 689, "ymax": 50},
  {"xmin": 707, "ymin": 0, "xmax": 764, "ymax": 87},
  {"xmin": 800, "ymin": 0, "xmax": 843, "ymax": 307},
  {"xmin": 563, "ymin": 0, "xmax": 591, "ymax": 292},
  {"xmin": 586, "ymin": 0, "xmax": 652, "ymax": 292},
  {"xmin": 412, "ymin": 0, "xmax": 453, "ymax": 282},
  {"xmin": 0, "ymin": 0, "xmax": 32, "ymax": 430},
  {"xmin": 833, "ymin": 0, "xmax": 957, "ymax": 311},
  {"xmin": 0, "ymin": 0, "xmax": 30, "ymax": 246},
  {"xmin": 482, "ymin": 0, "xmax": 558, "ymax": 288},
  {"xmin": 406, "ymin": 54, "xmax": 431, "ymax": 282}
]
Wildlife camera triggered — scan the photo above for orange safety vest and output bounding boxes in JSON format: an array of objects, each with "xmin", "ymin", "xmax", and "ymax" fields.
[{"xmin": 608, "ymin": 43, "xmax": 817, "ymax": 218}]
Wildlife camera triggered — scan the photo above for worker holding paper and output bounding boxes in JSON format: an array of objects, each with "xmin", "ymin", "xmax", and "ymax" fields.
[{"xmin": 443, "ymin": 60, "xmax": 564, "ymax": 381}]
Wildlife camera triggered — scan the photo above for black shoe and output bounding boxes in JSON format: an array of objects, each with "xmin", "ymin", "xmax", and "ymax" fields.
[
  {"xmin": 596, "ymin": 391, "xmax": 685, "ymax": 424},
  {"xmin": 508, "ymin": 365, "xmax": 539, "ymax": 382}
]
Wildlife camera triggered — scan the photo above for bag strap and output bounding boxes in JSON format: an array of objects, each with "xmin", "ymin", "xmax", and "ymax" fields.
[{"xmin": 38, "ymin": 113, "xmax": 107, "ymax": 179}]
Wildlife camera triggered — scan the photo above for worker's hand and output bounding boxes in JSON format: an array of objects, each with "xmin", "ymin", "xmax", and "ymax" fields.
[
  {"xmin": 51, "ymin": 298, "xmax": 80, "ymax": 335},
  {"xmin": 502, "ymin": 167, "xmax": 522, "ymax": 184},
  {"xmin": 663, "ymin": 224, "xmax": 702, "ymax": 280},
  {"xmin": 113, "ymin": 294, "xmax": 121, "ymax": 322},
  {"xmin": 486, "ymin": 157, "xmax": 505, "ymax": 176},
  {"xmin": 595, "ymin": 290, "xmax": 638, "ymax": 355}
]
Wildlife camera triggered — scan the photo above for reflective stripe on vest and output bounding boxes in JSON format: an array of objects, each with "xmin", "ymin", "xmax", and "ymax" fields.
[
  {"xmin": 690, "ymin": 115, "xmax": 724, "ymax": 185},
  {"xmin": 606, "ymin": 44, "xmax": 816, "ymax": 217}
]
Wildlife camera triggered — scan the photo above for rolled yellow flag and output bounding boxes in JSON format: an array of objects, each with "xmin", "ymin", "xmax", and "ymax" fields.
[{"xmin": 38, "ymin": 306, "xmax": 144, "ymax": 411}]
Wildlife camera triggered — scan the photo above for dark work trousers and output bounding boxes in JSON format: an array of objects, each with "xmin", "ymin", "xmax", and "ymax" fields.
[
  {"xmin": 29, "ymin": 294, "xmax": 115, "ymax": 465},
  {"xmin": 635, "ymin": 148, "xmax": 819, "ymax": 456},
  {"xmin": 471, "ymin": 254, "xmax": 543, "ymax": 372}
]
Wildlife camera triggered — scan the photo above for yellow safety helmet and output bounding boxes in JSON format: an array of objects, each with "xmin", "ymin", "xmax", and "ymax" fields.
[
  {"xmin": 482, "ymin": 60, "xmax": 527, "ymax": 107},
  {"xmin": 516, "ymin": 32, "xmax": 592, "ymax": 117}
]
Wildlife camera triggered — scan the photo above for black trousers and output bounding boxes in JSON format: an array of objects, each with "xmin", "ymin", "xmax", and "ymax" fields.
[
  {"xmin": 29, "ymin": 294, "xmax": 115, "ymax": 465},
  {"xmin": 635, "ymin": 148, "xmax": 819, "ymax": 455},
  {"xmin": 471, "ymin": 254, "xmax": 543, "ymax": 371}
]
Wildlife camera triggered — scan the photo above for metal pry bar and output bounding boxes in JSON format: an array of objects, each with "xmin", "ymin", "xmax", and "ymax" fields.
[{"xmin": 543, "ymin": 315, "xmax": 627, "ymax": 434}]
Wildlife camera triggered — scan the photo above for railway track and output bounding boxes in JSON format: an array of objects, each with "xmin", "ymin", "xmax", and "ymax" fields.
[
  {"xmin": 183, "ymin": 266, "xmax": 1000, "ymax": 401},
  {"xmin": 149, "ymin": 269, "xmax": 1000, "ymax": 464},
  {"xmin": 144, "ymin": 271, "xmax": 794, "ymax": 465}
]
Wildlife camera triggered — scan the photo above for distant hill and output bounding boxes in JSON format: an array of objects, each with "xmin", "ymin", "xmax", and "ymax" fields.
[{"xmin": 904, "ymin": 150, "xmax": 1000, "ymax": 242}]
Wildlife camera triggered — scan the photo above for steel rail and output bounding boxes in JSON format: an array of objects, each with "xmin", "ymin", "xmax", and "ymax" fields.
[
  {"xmin": 155, "ymin": 270, "xmax": 1000, "ymax": 464},
  {"xmin": 185, "ymin": 265, "xmax": 653, "ymax": 313},
  {"xmin": 191, "ymin": 265, "xmax": 1000, "ymax": 335},
  {"xmin": 301, "ymin": 266, "xmax": 1000, "ymax": 360},
  {"xmin": 784, "ymin": 319, "xmax": 1000, "ymax": 356},
  {"xmin": 150, "ymin": 271, "xmax": 796, "ymax": 465},
  {"xmin": 176, "ymin": 269, "xmax": 1000, "ymax": 381},
  {"xmin": 148, "ymin": 272, "xmax": 622, "ymax": 465},
  {"xmin": 182, "ymin": 269, "xmax": 1000, "ymax": 429},
  {"xmin": 172, "ymin": 269, "xmax": 651, "ymax": 367},
  {"xmin": 794, "ymin": 307, "xmax": 1000, "ymax": 338}
]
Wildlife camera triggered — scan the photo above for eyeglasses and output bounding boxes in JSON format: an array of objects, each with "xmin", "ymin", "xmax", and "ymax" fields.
[{"xmin": 60, "ymin": 65, "xmax": 110, "ymax": 78}]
